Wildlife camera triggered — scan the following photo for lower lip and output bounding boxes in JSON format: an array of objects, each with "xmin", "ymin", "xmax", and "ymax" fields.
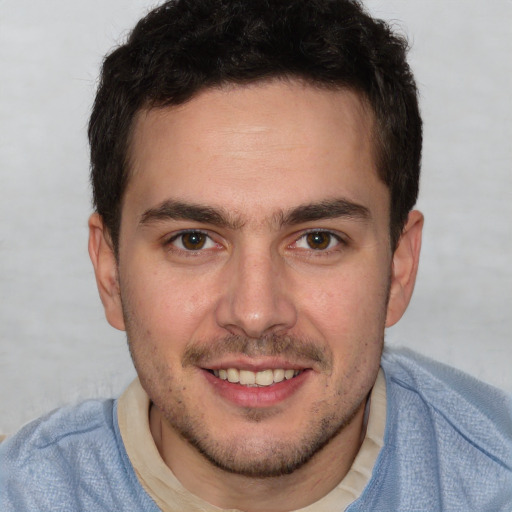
[{"xmin": 202, "ymin": 369, "xmax": 310, "ymax": 408}]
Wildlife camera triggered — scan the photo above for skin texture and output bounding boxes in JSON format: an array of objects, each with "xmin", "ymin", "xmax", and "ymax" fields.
[{"xmin": 89, "ymin": 80, "xmax": 423, "ymax": 511}]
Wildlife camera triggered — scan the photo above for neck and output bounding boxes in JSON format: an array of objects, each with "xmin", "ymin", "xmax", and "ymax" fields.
[{"xmin": 150, "ymin": 399, "xmax": 368, "ymax": 512}]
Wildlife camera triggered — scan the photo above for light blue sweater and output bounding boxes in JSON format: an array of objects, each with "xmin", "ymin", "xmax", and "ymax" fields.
[{"xmin": 1, "ymin": 348, "xmax": 511, "ymax": 511}]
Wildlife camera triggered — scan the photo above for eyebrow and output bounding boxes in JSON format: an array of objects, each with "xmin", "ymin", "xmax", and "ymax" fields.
[
  {"xmin": 280, "ymin": 198, "xmax": 371, "ymax": 225},
  {"xmin": 139, "ymin": 198, "xmax": 371, "ymax": 230},
  {"xmin": 140, "ymin": 200, "xmax": 244, "ymax": 229}
]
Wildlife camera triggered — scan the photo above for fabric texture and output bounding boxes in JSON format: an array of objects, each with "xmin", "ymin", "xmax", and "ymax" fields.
[
  {"xmin": 0, "ymin": 399, "xmax": 159, "ymax": 511},
  {"xmin": 116, "ymin": 370, "xmax": 386, "ymax": 512},
  {"xmin": 347, "ymin": 349, "xmax": 512, "ymax": 511},
  {"xmin": 1, "ymin": 347, "xmax": 511, "ymax": 511}
]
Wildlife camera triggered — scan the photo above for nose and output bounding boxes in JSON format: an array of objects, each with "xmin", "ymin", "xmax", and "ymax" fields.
[{"xmin": 215, "ymin": 247, "xmax": 297, "ymax": 338}]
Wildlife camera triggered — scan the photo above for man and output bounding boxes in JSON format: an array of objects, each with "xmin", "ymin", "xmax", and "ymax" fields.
[{"xmin": 1, "ymin": 0, "xmax": 511, "ymax": 510}]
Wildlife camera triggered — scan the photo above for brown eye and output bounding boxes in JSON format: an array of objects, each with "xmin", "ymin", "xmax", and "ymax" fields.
[
  {"xmin": 180, "ymin": 232, "xmax": 207, "ymax": 250},
  {"xmin": 306, "ymin": 231, "xmax": 332, "ymax": 250},
  {"xmin": 167, "ymin": 230, "xmax": 219, "ymax": 254}
]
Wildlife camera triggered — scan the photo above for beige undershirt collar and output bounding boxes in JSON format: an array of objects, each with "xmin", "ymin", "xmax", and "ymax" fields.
[{"xmin": 117, "ymin": 370, "xmax": 386, "ymax": 512}]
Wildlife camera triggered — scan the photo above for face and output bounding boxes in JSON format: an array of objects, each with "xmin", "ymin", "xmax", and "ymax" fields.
[{"xmin": 90, "ymin": 80, "xmax": 421, "ymax": 480}]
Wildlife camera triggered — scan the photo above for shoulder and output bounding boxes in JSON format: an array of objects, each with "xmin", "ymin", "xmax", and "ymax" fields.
[
  {"xmin": 0, "ymin": 398, "xmax": 117, "ymax": 467},
  {"xmin": 0, "ymin": 398, "xmax": 157, "ymax": 511},
  {"xmin": 381, "ymin": 346, "xmax": 512, "ymax": 441},
  {"xmin": 360, "ymin": 347, "xmax": 512, "ymax": 511}
]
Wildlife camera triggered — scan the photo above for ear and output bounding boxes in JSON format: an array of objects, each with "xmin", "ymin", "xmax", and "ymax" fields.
[
  {"xmin": 385, "ymin": 210, "xmax": 423, "ymax": 327},
  {"xmin": 88, "ymin": 213, "xmax": 126, "ymax": 331}
]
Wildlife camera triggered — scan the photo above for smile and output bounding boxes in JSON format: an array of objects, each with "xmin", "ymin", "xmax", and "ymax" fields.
[
  {"xmin": 210, "ymin": 368, "xmax": 302, "ymax": 387},
  {"xmin": 202, "ymin": 365, "xmax": 311, "ymax": 408}
]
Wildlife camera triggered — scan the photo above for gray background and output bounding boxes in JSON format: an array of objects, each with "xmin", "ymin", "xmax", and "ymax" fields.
[{"xmin": 1, "ymin": 1, "xmax": 511, "ymax": 435}]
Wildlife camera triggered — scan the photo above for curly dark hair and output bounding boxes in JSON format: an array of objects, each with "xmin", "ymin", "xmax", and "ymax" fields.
[{"xmin": 89, "ymin": 0, "xmax": 422, "ymax": 253}]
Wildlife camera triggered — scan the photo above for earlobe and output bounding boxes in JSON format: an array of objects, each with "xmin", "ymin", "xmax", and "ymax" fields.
[
  {"xmin": 88, "ymin": 213, "xmax": 126, "ymax": 331},
  {"xmin": 385, "ymin": 210, "xmax": 423, "ymax": 327}
]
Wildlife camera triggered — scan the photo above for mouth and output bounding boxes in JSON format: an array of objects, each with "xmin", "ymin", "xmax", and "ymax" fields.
[
  {"xmin": 208, "ymin": 367, "xmax": 303, "ymax": 387},
  {"xmin": 202, "ymin": 364, "xmax": 310, "ymax": 408}
]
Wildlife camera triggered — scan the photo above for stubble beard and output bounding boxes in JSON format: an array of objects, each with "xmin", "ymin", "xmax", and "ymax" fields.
[
  {"xmin": 164, "ymin": 385, "xmax": 370, "ymax": 478},
  {"xmin": 126, "ymin": 327, "xmax": 382, "ymax": 479},
  {"xmin": 120, "ymin": 264, "xmax": 390, "ymax": 479}
]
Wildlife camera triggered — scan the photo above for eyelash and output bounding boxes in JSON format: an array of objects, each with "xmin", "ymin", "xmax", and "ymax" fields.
[
  {"xmin": 165, "ymin": 230, "xmax": 219, "ymax": 253},
  {"xmin": 164, "ymin": 229, "xmax": 346, "ymax": 256},
  {"xmin": 291, "ymin": 230, "xmax": 346, "ymax": 253}
]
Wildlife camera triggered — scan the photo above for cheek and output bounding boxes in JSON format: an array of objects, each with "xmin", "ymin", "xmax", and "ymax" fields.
[
  {"xmin": 299, "ymin": 264, "xmax": 390, "ymax": 334},
  {"xmin": 121, "ymin": 261, "xmax": 220, "ymax": 347},
  {"xmin": 295, "ymin": 264, "xmax": 387, "ymax": 386}
]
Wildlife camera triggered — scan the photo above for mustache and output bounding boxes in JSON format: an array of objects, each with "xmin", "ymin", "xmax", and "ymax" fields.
[{"xmin": 182, "ymin": 333, "xmax": 332, "ymax": 371}]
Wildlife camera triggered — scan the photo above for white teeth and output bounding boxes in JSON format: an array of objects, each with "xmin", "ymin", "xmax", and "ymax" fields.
[
  {"xmin": 255, "ymin": 369, "xmax": 274, "ymax": 386},
  {"xmin": 273, "ymin": 369, "xmax": 285, "ymax": 383},
  {"xmin": 213, "ymin": 367, "xmax": 301, "ymax": 386},
  {"xmin": 227, "ymin": 368, "xmax": 239, "ymax": 383},
  {"xmin": 239, "ymin": 370, "xmax": 256, "ymax": 385}
]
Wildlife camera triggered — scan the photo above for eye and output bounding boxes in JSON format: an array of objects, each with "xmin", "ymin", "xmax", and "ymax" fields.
[
  {"xmin": 168, "ymin": 231, "xmax": 217, "ymax": 251},
  {"xmin": 294, "ymin": 231, "xmax": 342, "ymax": 251}
]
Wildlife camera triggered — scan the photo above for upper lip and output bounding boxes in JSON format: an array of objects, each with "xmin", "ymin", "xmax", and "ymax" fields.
[{"xmin": 200, "ymin": 356, "xmax": 314, "ymax": 372}]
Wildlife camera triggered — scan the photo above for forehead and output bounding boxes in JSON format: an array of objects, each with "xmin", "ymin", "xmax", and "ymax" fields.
[{"xmin": 124, "ymin": 80, "xmax": 387, "ymax": 225}]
